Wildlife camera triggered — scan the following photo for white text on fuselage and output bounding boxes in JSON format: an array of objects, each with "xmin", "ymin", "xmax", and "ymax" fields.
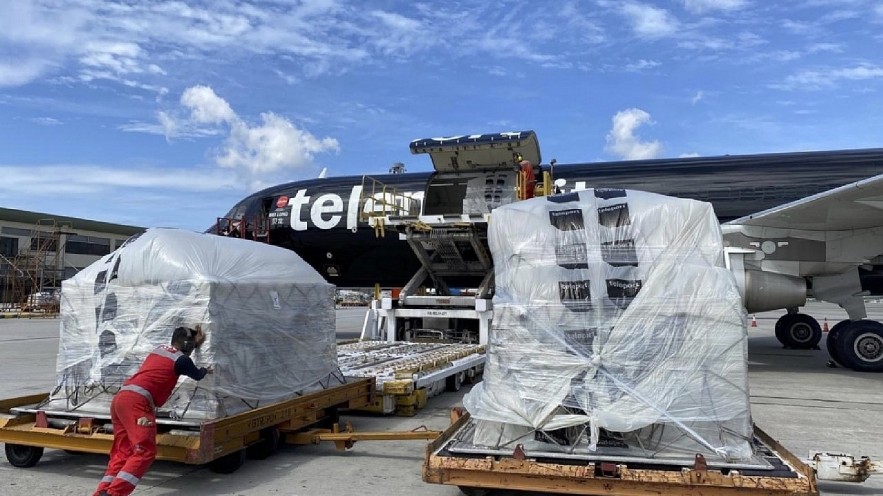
[
  {"xmin": 282, "ymin": 185, "xmax": 425, "ymax": 231},
  {"xmin": 280, "ymin": 179, "xmax": 589, "ymax": 231}
]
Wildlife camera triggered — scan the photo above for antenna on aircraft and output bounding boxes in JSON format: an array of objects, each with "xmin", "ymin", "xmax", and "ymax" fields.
[
  {"xmin": 318, "ymin": 167, "xmax": 328, "ymax": 179},
  {"xmin": 389, "ymin": 162, "xmax": 406, "ymax": 174}
]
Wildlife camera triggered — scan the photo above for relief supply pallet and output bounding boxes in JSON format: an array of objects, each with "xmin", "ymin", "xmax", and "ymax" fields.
[
  {"xmin": 424, "ymin": 411, "xmax": 881, "ymax": 496},
  {"xmin": 0, "ymin": 377, "xmax": 374, "ymax": 474},
  {"xmin": 338, "ymin": 342, "xmax": 485, "ymax": 416}
]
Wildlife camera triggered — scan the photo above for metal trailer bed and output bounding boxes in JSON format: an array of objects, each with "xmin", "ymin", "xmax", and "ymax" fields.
[
  {"xmin": 0, "ymin": 377, "xmax": 375, "ymax": 474},
  {"xmin": 424, "ymin": 411, "xmax": 836, "ymax": 496}
]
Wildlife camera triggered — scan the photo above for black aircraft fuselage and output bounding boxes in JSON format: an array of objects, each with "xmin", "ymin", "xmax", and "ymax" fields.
[{"xmin": 218, "ymin": 148, "xmax": 883, "ymax": 288}]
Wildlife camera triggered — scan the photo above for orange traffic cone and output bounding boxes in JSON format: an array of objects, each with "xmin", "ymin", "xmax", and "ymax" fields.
[
  {"xmin": 823, "ymin": 318, "xmax": 829, "ymax": 332},
  {"xmin": 751, "ymin": 315, "xmax": 757, "ymax": 327}
]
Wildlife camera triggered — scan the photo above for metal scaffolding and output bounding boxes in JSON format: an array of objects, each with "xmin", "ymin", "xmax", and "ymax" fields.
[{"xmin": 1, "ymin": 219, "xmax": 69, "ymax": 316}]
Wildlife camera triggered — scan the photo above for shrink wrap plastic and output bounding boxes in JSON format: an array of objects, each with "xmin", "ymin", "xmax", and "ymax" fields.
[
  {"xmin": 46, "ymin": 228, "xmax": 339, "ymax": 420},
  {"xmin": 463, "ymin": 189, "xmax": 753, "ymax": 460}
]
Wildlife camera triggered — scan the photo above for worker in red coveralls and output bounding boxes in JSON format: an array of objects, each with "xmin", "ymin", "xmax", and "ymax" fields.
[
  {"xmin": 94, "ymin": 326, "xmax": 212, "ymax": 496},
  {"xmin": 519, "ymin": 160, "xmax": 537, "ymax": 199}
]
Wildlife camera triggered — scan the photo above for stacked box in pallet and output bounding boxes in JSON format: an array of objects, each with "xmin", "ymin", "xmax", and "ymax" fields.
[
  {"xmin": 463, "ymin": 189, "xmax": 754, "ymax": 461},
  {"xmin": 45, "ymin": 228, "xmax": 340, "ymax": 421}
]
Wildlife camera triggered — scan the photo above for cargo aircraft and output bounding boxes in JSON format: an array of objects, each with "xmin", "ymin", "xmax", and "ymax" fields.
[{"xmin": 215, "ymin": 131, "xmax": 883, "ymax": 373}]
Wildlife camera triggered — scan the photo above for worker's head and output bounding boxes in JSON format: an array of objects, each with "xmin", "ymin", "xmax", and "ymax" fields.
[{"xmin": 172, "ymin": 326, "xmax": 198, "ymax": 355}]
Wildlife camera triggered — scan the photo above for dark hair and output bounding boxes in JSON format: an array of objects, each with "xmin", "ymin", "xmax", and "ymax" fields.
[{"xmin": 171, "ymin": 326, "xmax": 196, "ymax": 353}]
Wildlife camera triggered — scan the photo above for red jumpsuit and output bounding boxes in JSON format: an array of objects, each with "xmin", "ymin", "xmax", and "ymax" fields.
[
  {"xmin": 519, "ymin": 160, "xmax": 537, "ymax": 199},
  {"xmin": 94, "ymin": 345, "xmax": 206, "ymax": 496}
]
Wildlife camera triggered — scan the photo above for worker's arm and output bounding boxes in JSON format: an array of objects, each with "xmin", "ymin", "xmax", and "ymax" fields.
[{"xmin": 174, "ymin": 355, "xmax": 210, "ymax": 381}]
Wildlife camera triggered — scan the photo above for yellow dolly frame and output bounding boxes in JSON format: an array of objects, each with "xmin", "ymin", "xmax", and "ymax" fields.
[
  {"xmin": 424, "ymin": 411, "xmax": 821, "ymax": 496},
  {"xmin": 0, "ymin": 378, "xmax": 375, "ymax": 474}
]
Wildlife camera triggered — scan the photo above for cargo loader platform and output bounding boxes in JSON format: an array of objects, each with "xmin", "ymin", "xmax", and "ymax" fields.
[{"xmin": 338, "ymin": 341, "xmax": 485, "ymax": 416}]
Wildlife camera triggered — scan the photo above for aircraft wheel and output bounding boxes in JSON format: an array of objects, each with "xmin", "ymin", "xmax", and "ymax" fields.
[
  {"xmin": 825, "ymin": 320, "xmax": 851, "ymax": 367},
  {"xmin": 4, "ymin": 444, "xmax": 44, "ymax": 468},
  {"xmin": 836, "ymin": 321, "xmax": 883, "ymax": 372},
  {"xmin": 774, "ymin": 314, "xmax": 822, "ymax": 350}
]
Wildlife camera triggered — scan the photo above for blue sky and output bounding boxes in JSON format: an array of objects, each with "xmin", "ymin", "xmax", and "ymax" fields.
[{"xmin": 1, "ymin": 0, "xmax": 882, "ymax": 231}]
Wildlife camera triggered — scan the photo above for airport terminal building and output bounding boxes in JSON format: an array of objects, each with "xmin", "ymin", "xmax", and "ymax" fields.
[{"xmin": 0, "ymin": 207, "xmax": 144, "ymax": 310}]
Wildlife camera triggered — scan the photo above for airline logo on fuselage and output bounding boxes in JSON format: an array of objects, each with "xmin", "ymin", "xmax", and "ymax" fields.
[
  {"xmin": 273, "ymin": 178, "xmax": 594, "ymax": 231},
  {"xmin": 276, "ymin": 185, "xmax": 424, "ymax": 231}
]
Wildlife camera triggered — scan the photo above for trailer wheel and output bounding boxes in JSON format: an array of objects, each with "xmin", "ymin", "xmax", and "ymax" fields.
[
  {"xmin": 458, "ymin": 486, "xmax": 489, "ymax": 496},
  {"xmin": 318, "ymin": 406, "xmax": 340, "ymax": 429},
  {"xmin": 247, "ymin": 427, "xmax": 281, "ymax": 460},
  {"xmin": 4, "ymin": 444, "xmax": 44, "ymax": 468},
  {"xmin": 209, "ymin": 448, "xmax": 246, "ymax": 474},
  {"xmin": 464, "ymin": 367, "xmax": 481, "ymax": 385},
  {"xmin": 836, "ymin": 321, "xmax": 883, "ymax": 372},
  {"xmin": 775, "ymin": 314, "xmax": 822, "ymax": 350},
  {"xmin": 825, "ymin": 320, "xmax": 851, "ymax": 367},
  {"xmin": 446, "ymin": 372, "xmax": 464, "ymax": 392}
]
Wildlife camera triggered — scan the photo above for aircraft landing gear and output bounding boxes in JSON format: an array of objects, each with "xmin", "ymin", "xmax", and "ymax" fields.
[
  {"xmin": 827, "ymin": 320, "xmax": 883, "ymax": 373},
  {"xmin": 774, "ymin": 313, "xmax": 822, "ymax": 350},
  {"xmin": 824, "ymin": 319, "xmax": 851, "ymax": 367}
]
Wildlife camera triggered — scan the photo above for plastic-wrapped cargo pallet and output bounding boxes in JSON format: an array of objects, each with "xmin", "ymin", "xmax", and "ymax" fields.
[
  {"xmin": 45, "ymin": 228, "xmax": 340, "ymax": 420},
  {"xmin": 462, "ymin": 189, "xmax": 754, "ymax": 461}
]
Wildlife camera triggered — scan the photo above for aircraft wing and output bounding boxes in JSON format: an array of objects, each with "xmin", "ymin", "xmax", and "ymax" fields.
[{"xmin": 726, "ymin": 173, "xmax": 883, "ymax": 231}]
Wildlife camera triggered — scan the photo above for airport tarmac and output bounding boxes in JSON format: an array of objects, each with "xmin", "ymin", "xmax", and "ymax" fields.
[{"xmin": 1, "ymin": 302, "xmax": 881, "ymax": 496}]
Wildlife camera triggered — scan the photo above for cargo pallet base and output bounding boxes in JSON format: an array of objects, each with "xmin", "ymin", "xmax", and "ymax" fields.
[
  {"xmin": 0, "ymin": 377, "xmax": 374, "ymax": 474},
  {"xmin": 424, "ymin": 411, "xmax": 879, "ymax": 496}
]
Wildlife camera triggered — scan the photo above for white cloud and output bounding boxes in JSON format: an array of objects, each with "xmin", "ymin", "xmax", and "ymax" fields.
[
  {"xmin": 0, "ymin": 165, "xmax": 237, "ymax": 195},
  {"xmin": 0, "ymin": 59, "xmax": 55, "ymax": 87},
  {"xmin": 0, "ymin": 2, "xmax": 610, "ymax": 93},
  {"xmin": 29, "ymin": 117, "xmax": 62, "ymax": 126},
  {"xmin": 683, "ymin": 0, "xmax": 747, "ymax": 14},
  {"xmin": 152, "ymin": 85, "xmax": 339, "ymax": 178},
  {"xmin": 0, "ymin": 163, "xmax": 245, "ymax": 230},
  {"xmin": 157, "ymin": 111, "xmax": 177, "ymax": 138},
  {"xmin": 605, "ymin": 108, "xmax": 663, "ymax": 160},
  {"xmin": 679, "ymin": 152, "xmax": 701, "ymax": 157},
  {"xmin": 691, "ymin": 90, "xmax": 705, "ymax": 104},
  {"xmin": 181, "ymin": 85, "xmax": 236, "ymax": 125},
  {"xmin": 775, "ymin": 64, "xmax": 883, "ymax": 90},
  {"xmin": 624, "ymin": 59, "xmax": 661, "ymax": 71},
  {"xmin": 782, "ymin": 19, "xmax": 813, "ymax": 34},
  {"xmin": 218, "ymin": 112, "xmax": 340, "ymax": 174},
  {"xmin": 621, "ymin": 3, "xmax": 679, "ymax": 38},
  {"xmin": 807, "ymin": 43, "xmax": 843, "ymax": 53}
]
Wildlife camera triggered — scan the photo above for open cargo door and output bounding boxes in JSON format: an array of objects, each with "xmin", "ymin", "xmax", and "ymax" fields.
[
  {"xmin": 410, "ymin": 131, "xmax": 542, "ymax": 217},
  {"xmin": 410, "ymin": 131, "xmax": 541, "ymax": 173}
]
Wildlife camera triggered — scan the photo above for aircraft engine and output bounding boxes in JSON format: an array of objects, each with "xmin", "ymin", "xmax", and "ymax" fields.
[{"xmin": 738, "ymin": 269, "xmax": 807, "ymax": 314}]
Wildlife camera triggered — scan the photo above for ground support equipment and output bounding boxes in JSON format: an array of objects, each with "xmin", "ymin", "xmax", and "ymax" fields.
[
  {"xmin": 0, "ymin": 378, "xmax": 374, "ymax": 474},
  {"xmin": 338, "ymin": 341, "xmax": 484, "ymax": 416},
  {"xmin": 424, "ymin": 411, "xmax": 880, "ymax": 496}
]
